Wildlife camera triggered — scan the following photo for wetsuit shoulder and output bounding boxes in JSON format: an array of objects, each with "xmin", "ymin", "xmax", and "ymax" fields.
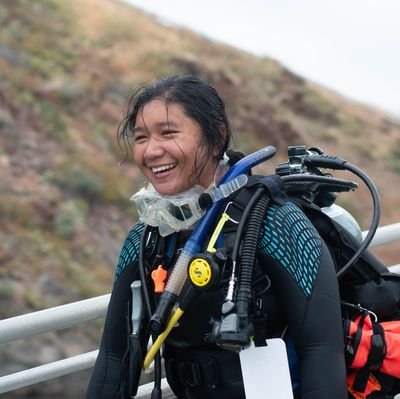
[
  {"xmin": 256, "ymin": 200, "xmax": 347, "ymax": 398},
  {"xmin": 114, "ymin": 222, "xmax": 145, "ymax": 284},
  {"xmin": 257, "ymin": 200, "xmax": 322, "ymax": 297}
]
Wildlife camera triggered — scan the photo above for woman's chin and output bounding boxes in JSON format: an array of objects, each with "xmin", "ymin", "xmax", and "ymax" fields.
[{"xmin": 152, "ymin": 182, "xmax": 180, "ymax": 196}]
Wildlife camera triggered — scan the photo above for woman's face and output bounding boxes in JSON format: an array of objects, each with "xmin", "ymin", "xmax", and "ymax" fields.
[{"xmin": 131, "ymin": 99, "xmax": 217, "ymax": 195}]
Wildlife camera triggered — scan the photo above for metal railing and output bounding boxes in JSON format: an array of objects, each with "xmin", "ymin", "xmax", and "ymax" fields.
[{"xmin": 1, "ymin": 223, "xmax": 400, "ymax": 394}]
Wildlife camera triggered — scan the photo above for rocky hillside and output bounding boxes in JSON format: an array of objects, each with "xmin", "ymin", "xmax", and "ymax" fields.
[{"xmin": 1, "ymin": 0, "xmax": 399, "ymax": 397}]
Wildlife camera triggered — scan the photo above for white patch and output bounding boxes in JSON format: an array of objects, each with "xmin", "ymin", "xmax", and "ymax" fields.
[{"xmin": 239, "ymin": 339, "xmax": 293, "ymax": 399}]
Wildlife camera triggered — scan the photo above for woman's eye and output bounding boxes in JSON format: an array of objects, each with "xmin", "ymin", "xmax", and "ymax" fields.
[
  {"xmin": 161, "ymin": 130, "xmax": 177, "ymax": 138},
  {"xmin": 128, "ymin": 134, "xmax": 146, "ymax": 144}
]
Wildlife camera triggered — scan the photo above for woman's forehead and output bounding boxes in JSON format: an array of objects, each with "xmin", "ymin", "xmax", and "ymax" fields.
[{"xmin": 135, "ymin": 100, "xmax": 189, "ymax": 128}]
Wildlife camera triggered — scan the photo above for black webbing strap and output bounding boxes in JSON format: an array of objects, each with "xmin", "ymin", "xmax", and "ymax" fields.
[
  {"xmin": 246, "ymin": 175, "xmax": 287, "ymax": 205},
  {"xmin": 366, "ymin": 321, "xmax": 386, "ymax": 371},
  {"xmin": 352, "ymin": 316, "xmax": 387, "ymax": 393},
  {"xmin": 165, "ymin": 349, "xmax": 243, "ymax": 389}
]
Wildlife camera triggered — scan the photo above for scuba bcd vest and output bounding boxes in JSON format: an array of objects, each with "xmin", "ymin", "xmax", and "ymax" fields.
[{"xmin": 133, "ymin": 145, "xmax": 400, "ymax": 399}]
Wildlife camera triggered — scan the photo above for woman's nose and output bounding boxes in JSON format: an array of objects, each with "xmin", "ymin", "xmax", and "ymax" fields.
[{"xmin": 143, "ymin": 136, "xmax": 165, "ymax": 159}]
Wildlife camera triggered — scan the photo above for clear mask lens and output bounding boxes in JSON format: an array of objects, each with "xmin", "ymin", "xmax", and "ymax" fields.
[{"xmin": 131, "ymin": 186, "xmax": 205, "ymax": 236}]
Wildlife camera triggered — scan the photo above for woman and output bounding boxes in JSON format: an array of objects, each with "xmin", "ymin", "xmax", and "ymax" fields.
[{"xmin": 86, "ymin": 75, "xmax": 347, "ymax": 399}]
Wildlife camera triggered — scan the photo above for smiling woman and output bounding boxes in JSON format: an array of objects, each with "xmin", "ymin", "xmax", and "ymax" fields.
[
  {"xmin": 130, "ymin": 100, "xmax": 216, "ymax": 195},
  {"xmin": 117, "ymin": 75, "xmax": 231, "ymax": 195},
  {"xmin": 87, "ymin": 75, "xmax": 348, "ymax": 399}
]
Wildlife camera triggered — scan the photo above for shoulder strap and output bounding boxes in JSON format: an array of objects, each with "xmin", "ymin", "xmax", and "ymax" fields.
[{"xmin": 227, "ymin": 174, "xmax": 287, "ymax": 216}]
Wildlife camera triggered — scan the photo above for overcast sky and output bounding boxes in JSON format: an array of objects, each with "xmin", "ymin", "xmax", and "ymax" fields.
[{"xmin": 123, "ymin": 0, "xmax": 400, "ymax": 117}]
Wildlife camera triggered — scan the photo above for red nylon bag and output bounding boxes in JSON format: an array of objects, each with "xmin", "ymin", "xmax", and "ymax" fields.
[{"xmin": 345, "ymin": 312, "xmax": 400, "ymax": 379}]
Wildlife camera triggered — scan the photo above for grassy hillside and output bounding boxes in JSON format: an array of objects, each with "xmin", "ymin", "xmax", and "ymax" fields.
[{"xmin": 0, "ymin": 0, "xmax": 399, "ymax": 396}]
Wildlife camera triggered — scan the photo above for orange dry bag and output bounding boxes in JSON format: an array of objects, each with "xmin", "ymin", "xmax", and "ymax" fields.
[{"xmin": 344, "ymin": 311, "xmax": 400, "ymax": 395}]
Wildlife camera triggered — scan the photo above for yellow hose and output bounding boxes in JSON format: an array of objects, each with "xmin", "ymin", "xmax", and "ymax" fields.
[{"xmin": 143, "ymin": 307, "xmax": 184, "ymax": 369}]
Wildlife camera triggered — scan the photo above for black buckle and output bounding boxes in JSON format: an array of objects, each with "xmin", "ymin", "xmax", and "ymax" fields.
[
  {"xmin": 178, "ymin": 361, "xmax": 202, "ymax": 387},
  {"xmin": 166, "ymin": 356, "xmax": 222, "ymax": 389}
]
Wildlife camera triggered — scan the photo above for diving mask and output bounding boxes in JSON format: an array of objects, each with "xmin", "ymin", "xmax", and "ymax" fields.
[
  {"xmin": 131, "ymin": 173, "xmax": 248, "ymax": 237},
  {"xmin": 131, "ymin": 185, "xmax": 205, "ymax": 237}
]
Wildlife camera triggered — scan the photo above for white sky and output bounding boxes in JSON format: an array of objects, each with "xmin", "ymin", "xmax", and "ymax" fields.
[{"xmin": 123, "ymin": 0, "xmax": 400, "ymax": 117}]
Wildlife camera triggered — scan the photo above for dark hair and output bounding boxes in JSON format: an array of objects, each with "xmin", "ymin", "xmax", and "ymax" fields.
[{"xmin": 117, "ymin": 75, "xmax": 232, "ymax": 178}]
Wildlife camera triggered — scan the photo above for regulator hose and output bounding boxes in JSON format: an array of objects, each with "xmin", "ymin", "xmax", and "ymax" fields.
[
  {"xmin": 138, "ymin": 226, "xmax": 162, "ymax": 397},
  {"xmin": 236, "ymin": 189, "xmax": 270, "ymax": 317},
  {"xmin": 212, "ymin": 186, "xmax": 270, "ymax": 350},
  {"xmin": 303, "ymin": 155, "xmax": 381, "ymax": 279}
]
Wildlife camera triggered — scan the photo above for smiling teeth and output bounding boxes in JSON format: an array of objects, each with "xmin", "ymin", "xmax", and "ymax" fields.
[{"xmin": 152, "ymin": 164, "xmax": 176, "ymax": 173}]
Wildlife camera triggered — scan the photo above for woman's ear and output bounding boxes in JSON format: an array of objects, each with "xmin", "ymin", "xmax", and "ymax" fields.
[{"xmin": 213, "ymin": 125, "xmax": 227, "ymax": 158}]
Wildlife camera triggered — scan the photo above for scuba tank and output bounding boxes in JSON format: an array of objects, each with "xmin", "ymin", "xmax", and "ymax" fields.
[{"xmin": 321, "ymin": 204, "xmax": 363, "ymax": 244}]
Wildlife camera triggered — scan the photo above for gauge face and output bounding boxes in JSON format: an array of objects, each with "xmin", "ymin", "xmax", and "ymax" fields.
[{"xmin": 188, "ymin": 258, "xmax": 212, "ymax": 287}]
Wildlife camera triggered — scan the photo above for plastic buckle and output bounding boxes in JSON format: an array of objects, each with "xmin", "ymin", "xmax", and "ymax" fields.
[{"xmin": 178, "ymin": 361, "xmax": 202, "ymax": 387}]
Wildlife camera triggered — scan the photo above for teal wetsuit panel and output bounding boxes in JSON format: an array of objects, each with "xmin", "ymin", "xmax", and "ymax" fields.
[
  {"xmin": 114, "ymin": 222, "xmax": 144, "ymax": 284},
  {"xmin": 258, "ymin": 201, "xmax": 322, "ymax": 297}
]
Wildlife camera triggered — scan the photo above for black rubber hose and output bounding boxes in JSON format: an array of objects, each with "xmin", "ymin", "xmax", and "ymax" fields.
[
  {"xmin": 236, "ymin": 192, "xmax": 270, "ymax": 315},
  {"xmin": 335, "ymin": 163, "xmax": 381, "ymax": 279},
  {"xmin": 139, "ymin": 226, "xmax": 162, "ymax": 396},
  {"xmin": 232, "ymin": 187, "xmax": 266, "ymax": 263},
  {"xmin": 139, "ymin": 224, "xmax": 153, "ymax": 318},
  {"xmin": 303, "ymin": 155, "xmax": 381, "ymax": 279}
]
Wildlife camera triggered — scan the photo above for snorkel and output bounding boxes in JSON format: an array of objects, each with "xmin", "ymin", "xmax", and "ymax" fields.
[{"xmin": 149, "ymin": 146, "xmax": 277, "ymax": 336}]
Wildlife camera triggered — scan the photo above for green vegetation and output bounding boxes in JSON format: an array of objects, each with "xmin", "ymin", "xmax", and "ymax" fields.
[
  {"xmin": 46, "ymin": 160, "xmax": 131, "ymax": 205},
  {"xmin": 51, "ymin": 164, "xmax": 105, "ymax": 201},
  {"xmin": 54, "ymin": 199, "xmax": 88, "ymax": 239},
  {"xmin": 0, "ymin": 280, "xmax": 14, "ymax": 301},
  {"xmin": 343, "ymin": 116, "xmax": 363, "ymax": 138},
  {"xmin": 388, "ymin": 140, "xmax": 400, "ymax": 173},
  {"xmin": 296, "ymin": 90, "xmax": 339, "ymax": 124},
  {"xmin": 36, "ymin": 99, "xmax": 69, "ymax": 139}
]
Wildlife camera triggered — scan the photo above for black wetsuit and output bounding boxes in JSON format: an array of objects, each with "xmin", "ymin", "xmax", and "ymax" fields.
[{"xmin": 86, "ymin": 198, "xmax": 347, "ymax": 399}]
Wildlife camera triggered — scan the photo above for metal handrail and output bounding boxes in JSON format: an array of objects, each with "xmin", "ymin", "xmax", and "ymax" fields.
[
  {"xmin": 362, "ymin": 222, "xmax": 400, "ymax": 248},
  {"xmin": 0, "ymin": 294, "xmax": 110, "ymax": 345},
  {"xmin": 0, "ymin": 351, "xmax": 98, "ymax": 394},
  {"xmin": 0, "ymin": 223, "xmax": 399, "ymax": 394}
]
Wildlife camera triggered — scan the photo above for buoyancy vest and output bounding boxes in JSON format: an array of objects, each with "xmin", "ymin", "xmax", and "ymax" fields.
[
  {"xmin": 164, "ymin": 175, "xmax": 348, "ymax": 399},
  {"xmin": 87, "ymin": 172, "xmax": 399, "ymax": 399}
]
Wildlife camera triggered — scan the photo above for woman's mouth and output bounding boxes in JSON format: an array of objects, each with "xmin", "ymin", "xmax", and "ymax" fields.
[{"xmin": 151, "ymin": 163, "xmax": 177, "ymax": 175}]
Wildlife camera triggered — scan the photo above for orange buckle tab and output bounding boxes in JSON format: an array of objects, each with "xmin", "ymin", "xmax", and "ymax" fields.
[{"xmin": 151, "ymin": 265, "xmax": 167, "ymax": 293}]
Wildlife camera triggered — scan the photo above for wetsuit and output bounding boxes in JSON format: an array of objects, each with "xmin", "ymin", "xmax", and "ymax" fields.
[{"xmin": 86, "ymin": 197, "xmax": 347, "ymax": 399}]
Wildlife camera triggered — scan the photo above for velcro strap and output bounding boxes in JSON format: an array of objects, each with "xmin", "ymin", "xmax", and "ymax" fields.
[
  {"xmin": 178, "ymin": 361, "xmax": 203, "ymax": 387},
  {"xmin": 165, "ymin": 350, "xmax": 242, "ymax": 389},
  {"xmin": 353, "ymin": 368, "xmax": 370, "ymax": 393},
  {"xmin": 165, "ymin": 357, "xmax": 220, "ymax": 388},
  {"xmin": 366, "ymin": 322, "xmax": 386, "ymax": 370},
  {"xmin": 250, "ymin": 309, "xmax": 267, "ymax": 347}
]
